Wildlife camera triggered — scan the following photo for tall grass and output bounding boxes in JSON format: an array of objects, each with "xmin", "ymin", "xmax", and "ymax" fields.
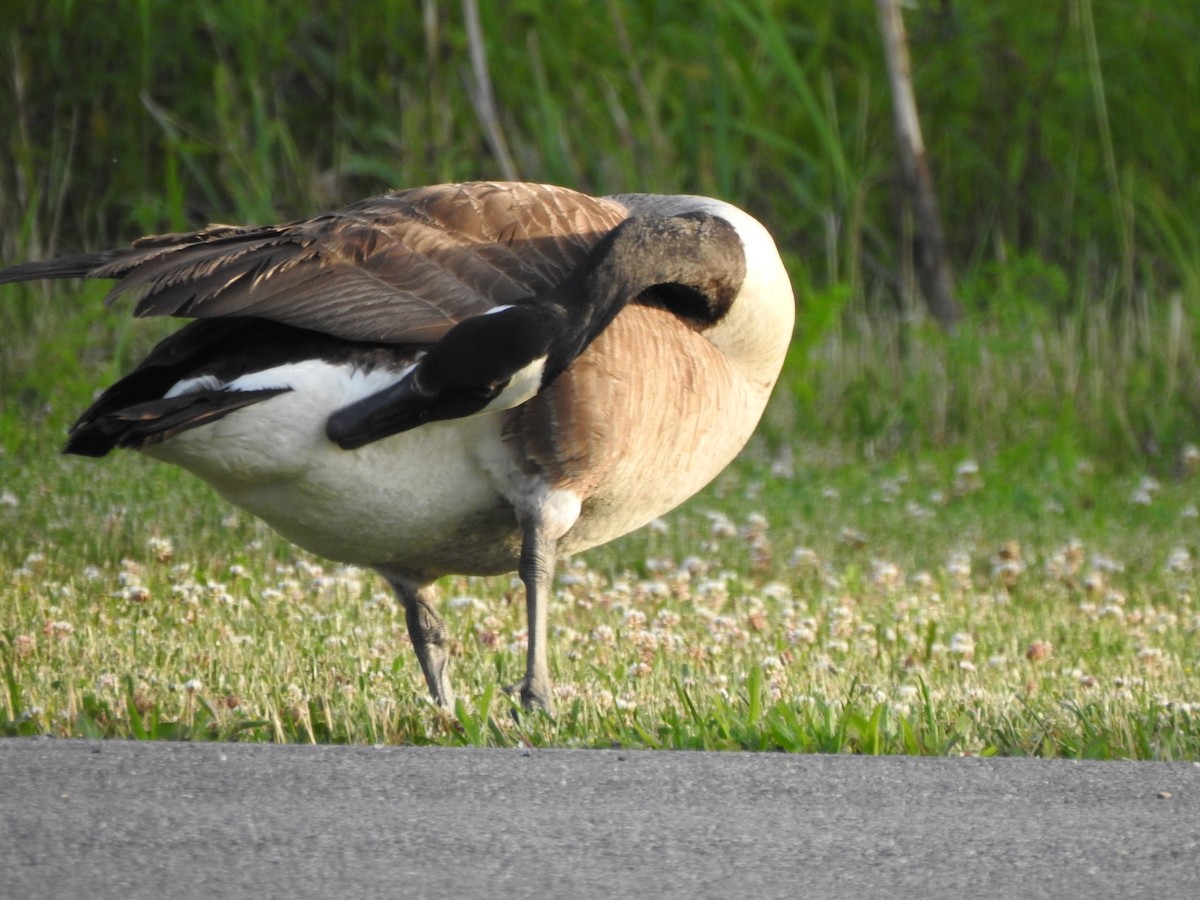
[
  {"xmin": 2, "ymin": 2, "xmax": 1197, "ymax": 305},
  {"xmin": 782, "ymin": 297, "xmax": 1200, "ymax": 470}
]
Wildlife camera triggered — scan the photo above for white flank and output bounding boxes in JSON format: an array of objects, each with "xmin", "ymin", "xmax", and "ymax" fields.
[{"xmin": 143, "ymin": 358, "xmax": 521, "ymax": 569}]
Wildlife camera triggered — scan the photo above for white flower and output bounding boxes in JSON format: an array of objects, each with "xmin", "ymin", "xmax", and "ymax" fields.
[
  {"xmin": 953, "ymin": 459, "xmax": 982, "ymax": 493},
  {"xmin": 1166, "ymin": 547, "xmax": 1193, "ymax": 574}
]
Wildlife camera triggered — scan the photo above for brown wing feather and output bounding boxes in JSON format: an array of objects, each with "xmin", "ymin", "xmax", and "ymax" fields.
[
  {"xmin": 121, "ymin": 183, "xmax": 630, "ymax": 341},
  {"xmin": 3, "ymin": 182, "xmax": 630, "ymax": 345}
]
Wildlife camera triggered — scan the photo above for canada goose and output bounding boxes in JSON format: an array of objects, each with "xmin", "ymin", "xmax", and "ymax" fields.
[{"xmin": 0, "ymin": 181, "xmax": 794, "ymax": 712}]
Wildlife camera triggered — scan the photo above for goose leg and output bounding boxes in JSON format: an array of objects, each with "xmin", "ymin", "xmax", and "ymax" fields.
[
  {"xmin": 505, "ymin": 523, "xmax": 557, "ymax": 713},
  {"xmin": 380, "ymin": 571, "xmax": 455, "ymax": 709}
]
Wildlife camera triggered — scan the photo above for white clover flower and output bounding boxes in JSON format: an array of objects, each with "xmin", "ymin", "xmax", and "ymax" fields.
[
  {"xmin": 1090, "ymin": 553, "xmax": 1124, "ymax": 573},
  {"xmin": 838, "ymin": 527, "xmax": 867, "ymax": 547},
  {"xmin": 706, "ymin": 512, "xmax": 737, "ymax": 538},
  {"xmin": 622, "ymin": 609, "xmax": 648, "ymax": 629},
  {"xmin": 871, "ymin": 560, "xmax": 903, "ymax": 589},
  {"xmin": 1166, "ymin": 547, "xmax": 1192, "ymax": 573},
  {"xmin": 96, "ymin": 673, "xmax": 119, "ymax": 691},
  {"xmin": 790, "ymin": 547, "xmax": 820, "ymax": 570},
  {"xmin": 948, "ymin": 632, "xmax": 975, "ymax": 656},
  {"xmin": 1136, "ymin": 647, "xmax": 1166, "ymax": 668},
  {"xmin": 946, "ymin": 551, "xmax": 972, "ymax": 586},
  {"xmin": 146, "ymin": 537, "xmax": 174, "ymax": 563},
  {"xmin": 910, "ymin": 571, "xmax": 935, "ymax": 590},
  {"xmin": 786, "ymin": 625, "xmax": 816, "ymax": 645},
  {"xmin": 554, "ymin": 683, "xmax": 580, "ymax": 701},
  {"xmin": 1183, "ymin": 444, "xmax": 1200, "ymax": 474},
  {"xmin": 46, "ymin": 620, "xmax": 74, "ymax": 639},
  {"xmin": 992, "ymin": 558, "xmax": 1024, "ymax": 588},
  {"xmin": 953, "ymin": 459, "xmax": 982, "ymax": 494},
  {"xmin": 905, "ymin": 501, "xmax": 933, "ymax": 519},
  {"xmin": 1131, "ymin": 476, "xmax": 1160, "ymax": 505}
]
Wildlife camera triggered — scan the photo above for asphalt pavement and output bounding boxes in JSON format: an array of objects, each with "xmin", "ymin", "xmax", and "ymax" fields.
[{"xmin": 1, "ymin": 737, "xmax": 1197, "ymax": 899}]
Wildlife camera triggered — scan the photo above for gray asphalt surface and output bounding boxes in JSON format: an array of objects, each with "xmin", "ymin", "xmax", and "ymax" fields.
[{"xmin": 1, "ymin": 737, "xmax": 1197, "ymax": 899}]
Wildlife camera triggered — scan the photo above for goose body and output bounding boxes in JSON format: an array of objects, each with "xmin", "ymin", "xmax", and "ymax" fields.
[{"xmin": 0, "ymin": 181, "xmax": 794, "ymax": 710}]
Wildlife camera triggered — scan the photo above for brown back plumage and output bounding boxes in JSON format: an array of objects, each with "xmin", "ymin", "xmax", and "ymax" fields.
[{"xmin": 1, "ymin": 182, "xmax": 630, "ymax": 344}]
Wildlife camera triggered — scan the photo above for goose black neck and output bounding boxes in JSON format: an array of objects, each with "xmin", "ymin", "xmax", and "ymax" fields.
[{"xmin": 544, "ymin": 211, "xmax": 747, "ymax": 375}]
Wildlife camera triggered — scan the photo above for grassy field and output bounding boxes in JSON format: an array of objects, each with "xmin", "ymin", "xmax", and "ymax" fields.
[
  {"xmin": 2, "ymin": 2, "xmax": 1199, "ymax": 757},
  {"xmin": 2, "ymin": 293, "xmax": 1198, "ymax": 757}
]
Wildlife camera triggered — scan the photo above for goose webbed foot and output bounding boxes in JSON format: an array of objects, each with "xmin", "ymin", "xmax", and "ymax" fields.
[{"xmin": 502, "ymin": 675, "xmax": 555, "ymax": 715}]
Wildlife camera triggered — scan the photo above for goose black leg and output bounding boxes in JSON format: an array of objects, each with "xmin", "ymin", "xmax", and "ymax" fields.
[
  {"xmin": 505, "ymin": 523, "xmax": 557, "ymax": 714},
  {"xmin": 381, "ymin": 571, "xmax": 455, "ymax": 709}
]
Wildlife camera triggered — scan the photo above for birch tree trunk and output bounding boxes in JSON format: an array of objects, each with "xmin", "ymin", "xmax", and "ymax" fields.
[{"xmin": 876, "ymin": 0, "xmax": 961, "ymax": 329}]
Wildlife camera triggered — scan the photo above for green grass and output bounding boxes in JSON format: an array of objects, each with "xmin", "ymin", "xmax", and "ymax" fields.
[
  {"xmin": 2, "ymin": 286, "xmax": 1198, "ymax": 757},
  {"xmin": 2, "ymin": 2, "xmax": 1200, "ymax": 757}
]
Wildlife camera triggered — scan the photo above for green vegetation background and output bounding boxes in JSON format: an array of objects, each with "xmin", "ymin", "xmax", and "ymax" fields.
[
  {"xmin": 1, "ymin": 1, "xmax": 1199, "ymax": 755},
  {"xmin": 2, "ymin": 0, "xmax": 1199, "ymax": 464}
]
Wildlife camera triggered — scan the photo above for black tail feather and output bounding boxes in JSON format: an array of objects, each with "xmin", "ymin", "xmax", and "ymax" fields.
[{"xmin": 65, "ymin": 388, "xmax": 288, "ymax": 457}]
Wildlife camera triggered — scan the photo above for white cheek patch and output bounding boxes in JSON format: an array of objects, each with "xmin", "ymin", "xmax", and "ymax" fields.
[{"xmin": 481, "ymin": 355, "xmax": 547, "ymax": 413}]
